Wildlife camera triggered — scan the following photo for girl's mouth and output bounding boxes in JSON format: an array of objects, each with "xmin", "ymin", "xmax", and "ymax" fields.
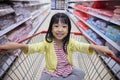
[{"xmin": 56, "ymin": 33, "xmax": 63, "ymax": 36}]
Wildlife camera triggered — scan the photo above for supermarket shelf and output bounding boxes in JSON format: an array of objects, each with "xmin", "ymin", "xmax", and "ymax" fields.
[
  {"xmin": 66, "ymin": 1, "xmax": 120, "ymax": 80},
  {"xmin": 0, "ymin": 56, "xmax": 16, "ymax": 77},
  {"xmin": 101, "ymin": 56, "xmax": 120, "ymax": 73},
  {"xmin": 31, "ymin": 8, "xmax": 44, "ymax": 20},
  {"xmin": 75, "ymin": 15, "xmax": 120, "ymax": 51},
  {"xmin": 0, "ymin": 6, "xmax": 50, "ymax": 37},
  {"xmin": 68, "ymin": 10, "xmax": 120, "ymax": 79},
  {"xmin": 0, "ymin": 16, "xmax": 31, "ymax": 37},
  {"xmin": 10, "ymin": 0, "xmax": 39, "ymax": 1},
  {"xmin": 0, "ymin": 50, "xmax": 21, "ymax": 78},
  {"xmin": 67, "ymin": 12, "xmax": 97, "ymax": 44},
  {"xmin": 68, "ymin": 9, "xmax": 120, "ymax": 51},
  {"xmin": 24, "ymin": 3, "xmax": 43, "ymax": 7},
  {"xmin": 31, "ymin": 7, "xmax": 49, "ymax": 19},
  {"xmin": 68, "ymin": 0, "xmax": 92, "ymax": 3},
  {"xmin": 0, "ymin": 10, "xmax": 50, "ymax": 78},
  {"xmin": 69, "ymin": 5, "xmax": 120, "ymax": 26},
  {"xmin": 0, "ymin": 8, "xmax": 14, "ymax": 17},
  {"xmin": 67, "ymin": 0, "xmax": 117, "ymax": 3},
  {"xmin": 0, "ymin": 0, "xmax": 51, "ymax": 79},
  {"xmin": 28, "ymin": 11, "xmax": 50, "ymax": 37},
  {"xmin": 24, "ymin": 3, "xmax": 50, "ymax": 7}
]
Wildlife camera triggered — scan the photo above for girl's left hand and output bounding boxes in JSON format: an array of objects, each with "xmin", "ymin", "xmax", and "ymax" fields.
[{"xmin": 90, "ymin": 45, "xmax": 115, "ymax": 57}]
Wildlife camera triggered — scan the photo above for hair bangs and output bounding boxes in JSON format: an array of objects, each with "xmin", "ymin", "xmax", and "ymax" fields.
[
  {"xmin": 59, "ymin": 17, "xmax": 68, "ymax": 25},
  {"xmin": 53, "ymin": 16, "xmax": 69, "ymax": 25},
  {"xmin": 53, "ymin": 17, "xmax": 59, "ymax": 24}
]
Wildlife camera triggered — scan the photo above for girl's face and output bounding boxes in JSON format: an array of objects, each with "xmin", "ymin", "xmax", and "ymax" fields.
[{"xmin": 52, "ymin": 20, "xmax": 68, "ymax": 41}]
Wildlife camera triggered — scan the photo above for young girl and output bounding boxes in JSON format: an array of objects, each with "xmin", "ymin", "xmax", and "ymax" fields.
[{"xmin": 0, "ymin": 13, "xmax": 114, "ymax": 80}]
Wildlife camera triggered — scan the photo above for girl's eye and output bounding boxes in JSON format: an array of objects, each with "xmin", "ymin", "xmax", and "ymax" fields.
[
  {"xmin": 63, "ymin": 26, "xmax": 67, "ymax": 28},
  {"xmin": 53, "ymin": 25, "xmax": 58, "ymax": 27},
  {"xmin": 55, "ymin": 26, "xmax": 58, "ymax": 27}
]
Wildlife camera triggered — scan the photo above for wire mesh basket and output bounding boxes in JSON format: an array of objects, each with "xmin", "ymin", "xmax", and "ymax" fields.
[{"xmin": 0, "ymin": 31, "xmax": 120, "ymax": 80}]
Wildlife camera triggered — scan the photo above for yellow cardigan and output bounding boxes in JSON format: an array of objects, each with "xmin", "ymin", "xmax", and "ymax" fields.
[{"xmin": 24, "ymin": 39, "xmax": 94, "ymax": 72}]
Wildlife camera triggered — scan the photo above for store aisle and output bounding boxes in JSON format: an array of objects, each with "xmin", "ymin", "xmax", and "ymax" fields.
[{"xmin": 1, "ymin": 0, "xmax": 119, "ymax": 79}]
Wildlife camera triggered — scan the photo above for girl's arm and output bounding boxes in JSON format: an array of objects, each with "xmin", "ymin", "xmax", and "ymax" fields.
[
  {"xmin": 89, "ymin": 44, "xmax": 114, "ymax": 57},
  {"xmin": 0, "ymin": 42, "xmax": 28, "ymax": 52}
]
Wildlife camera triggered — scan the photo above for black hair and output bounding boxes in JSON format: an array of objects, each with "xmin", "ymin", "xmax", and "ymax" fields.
[{"xmin": 45, "ymin": 13, "xmax": 71, "ymax": 53}]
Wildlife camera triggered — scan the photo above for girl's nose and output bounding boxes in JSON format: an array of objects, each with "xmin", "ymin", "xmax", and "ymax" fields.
[{"xmin": 58, "ymin": 26, "xmax": 63, "ymax": 31}]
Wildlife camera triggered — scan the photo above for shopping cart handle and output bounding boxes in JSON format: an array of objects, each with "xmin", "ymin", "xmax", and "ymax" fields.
[
  {"xmin": 41, "ymin": 31, "xmax": 47, "ymax": 33},
  {"xmin": 0, "ymin": 49, "xmax": 3, "ymax": 52},
  {"xmin": 71, "ymin": 32, "xmax": 82, "ymax": 35},
  {"xmin": 109, "ymin": 54, "xmax": 120, "ymax": 64},
  {"xmin": 18, "ymin": 30, "xmax": 48, "ymax": 43},
  {"xmin": 0, "ymin": 31, "xmax": 120, "ymax": 64}
]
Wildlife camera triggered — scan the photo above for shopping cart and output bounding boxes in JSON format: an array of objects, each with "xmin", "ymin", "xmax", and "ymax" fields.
[{"xmin": 0, "ymin": 30, "xmax": 120, "ymax": 80}]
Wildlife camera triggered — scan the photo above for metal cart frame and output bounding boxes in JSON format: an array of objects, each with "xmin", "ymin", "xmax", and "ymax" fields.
[{"xmin": 0, "ymin": 31, "xmax": 120, "ymax": 80}]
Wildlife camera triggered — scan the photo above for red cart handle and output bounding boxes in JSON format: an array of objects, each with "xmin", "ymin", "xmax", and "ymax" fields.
[
  {"xmin": 0, "ymin": 31, "xmax": 120, "ymax": 64},
  {"xmin": 109, "ymin": 54, "xmax": 120, "ymax": 64}
]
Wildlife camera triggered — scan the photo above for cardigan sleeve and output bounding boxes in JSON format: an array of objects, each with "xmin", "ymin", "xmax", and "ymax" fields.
[
  {"xmin": 23, "ymin": 41, "xmax": 46, "ymax": 54},
  {"xmin": 70, "ymin": 39, "xmax": 94, "ymax": 55}
]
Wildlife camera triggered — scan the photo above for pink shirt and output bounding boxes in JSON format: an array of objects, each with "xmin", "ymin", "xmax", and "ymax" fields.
[{"xmin": 43, "ymin": 41, "xmax": 72, "ymax": 77}]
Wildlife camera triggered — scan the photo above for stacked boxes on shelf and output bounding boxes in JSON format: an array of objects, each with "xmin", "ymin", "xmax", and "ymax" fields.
[
  {"xmin": 0, "ymin": 4, "xmax": 14, "ymax": 17},
  {"xmin": 87, "ymin": 17, "xmax": 107, "ymax": 34},
  {"xmin": 105, "ymin": 24, "xmax": 120, "ymax": 46},
  {"xmin": 7, "ymin": 20, "xmax": 33, "ymax": 42},
  {"xmin": 12, "ymin": 2, "xmax": 41, "ymax": 22},
  {"xmin": 73, "ymin": 10, "xmax": 90, "ymax": 21},
  {"xmin": 77, "ymin": 20, "xmax": 106, "ymax": 45},
  {"xmin": 0, "ymin": 14, "xmax": 16, "ymax": 30},
  {"xmin": 113, "ymin": 6, "xmax": 120, "ymax": 21},
  {"xmin": 0, "ymin": 35, "xmax": 18, "ymax": 77},
  {"xmin": 85, "ymin": 29, "xmax": 106, "ymax": 45},
  {"xmin": 74, "ymin": 10, "xmax": 106, "ymax": 45}
]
